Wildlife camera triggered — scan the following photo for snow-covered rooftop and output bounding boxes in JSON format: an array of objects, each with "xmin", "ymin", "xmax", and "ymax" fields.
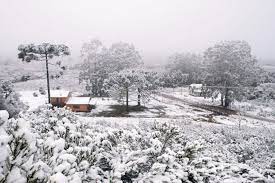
[
  {"xmin": 50, "ymin": 90, "xmax": 70, "ymax": 98},
  {"xmin": 190, "ymin": 84, "xmax": 203, "ymax": 88},
  {"xmin": 66, "ymin": 97, "xmax": 91, "ymax": 105}
]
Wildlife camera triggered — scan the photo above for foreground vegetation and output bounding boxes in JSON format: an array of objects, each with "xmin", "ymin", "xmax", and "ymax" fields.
[{"xmin": 0, "ymin": 107, "xmax": 274, "ymax": 182}]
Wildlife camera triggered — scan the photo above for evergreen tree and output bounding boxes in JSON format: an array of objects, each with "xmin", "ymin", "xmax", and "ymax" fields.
[
  {"xmin": 18, "ymin": 43, "xmax": 70, "ymax": 103},
  {"xmin": 204, "ymin": 41, "xmax": 262, "ymax": 107}
]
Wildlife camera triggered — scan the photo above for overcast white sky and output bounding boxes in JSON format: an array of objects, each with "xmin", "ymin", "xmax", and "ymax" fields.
[{"xmin": 0, "ymin": 0, "xmax": 275, "ymax": 64}]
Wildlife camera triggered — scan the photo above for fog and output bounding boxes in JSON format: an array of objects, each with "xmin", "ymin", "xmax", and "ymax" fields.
[{"xmin": 0, "ymin": 0, "xmax": 275, "ymax": 64}]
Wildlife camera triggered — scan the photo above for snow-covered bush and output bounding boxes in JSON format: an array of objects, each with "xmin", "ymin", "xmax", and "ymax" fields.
[
  {"xmin": 0, "ymin": 107, "xmax": 274, "ymax": 182},
  {"xmin": 0, "ymin": 80, "xmax": 27, "ymax": 118},
  {"xmin": 39, "ymin": 87, "xmax": 46, "ymax": 95},
  {"xmin": 231, "ymin": 83, "xmax": 275, "ymax": 118},
  {"xmin": 247, "ymin": 83, "xmax": 275, "ymax": 101}
]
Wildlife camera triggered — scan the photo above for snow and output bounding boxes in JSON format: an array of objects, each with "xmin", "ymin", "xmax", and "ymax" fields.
[
  {"xmin": 6, "ymin": 167, "xmax": 26, "ymax": 183},
  {"xmin": 50, "ymin": 90, "xmax": 70, "ymax": 98},
  {"xmin": 0, "ymin": 111, "xmax": 9, "ymax": 163},
  {"xmin": 66, "ymin": 97, "xmax": 91, "ymax": 105},
  {"xmin": 19, "ymin": 90, "xmax": 47, "ymax": 111},
  {"xmin": 190, "ymin": 84, "xmax": 203, "ymax": 88},
  {"xmin": 0, "ymin": 106, "xmax": 274, "ymax": 182},
  {"xmin": 162, "ymin": 87, "xmax": 275, "ymax": 121},
  {"xmin": 49, "ymin": 172, "xmax": 67, "ymax": 183},
  {"xmin": 17, "ymin": 89, "xmax": 275, "ymax": 130},
  {"xmin": 0, "ymin": 110, "xmax": 9, "ymax": 121}
]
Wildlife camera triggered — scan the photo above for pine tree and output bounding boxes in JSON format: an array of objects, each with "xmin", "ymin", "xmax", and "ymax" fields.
[
  {"xmin": 204, "ymin": 41, "xmax": 262, "ymax": 107},
  {"xmin": 18, "ymin": 43, "xmax": 70, "ymax": 103}
]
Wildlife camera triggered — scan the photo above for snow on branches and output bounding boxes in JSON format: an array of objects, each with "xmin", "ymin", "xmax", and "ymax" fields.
[
  {"xmin": 105, "ymin": 69, "xmax": 160, "ymax": 110},
  {"xmin": 79, "ymin": 39, "xmax": 143, "ymax": 97},
  {"xmin": 0, "ymin": 107, "xmax": 275, "ymax": 182},
  {"xmin": 0, "ymin": 80, "xmax": 27, "ymax": 117}
]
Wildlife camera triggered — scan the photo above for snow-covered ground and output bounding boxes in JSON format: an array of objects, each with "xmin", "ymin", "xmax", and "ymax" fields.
[
  {"xmin": 18, "ymin": 90, "xmax": 275, "ymax": 131},
  {"xmin": 13, "ymin": 68, "xmax": 86, "ymax": 92},
  {"xmin": 19, "ymin": 90, "xmax": 47, "ymax": 111},
  {"xmin": 161, "ymin": 87, "xmax": 275, "ymax": 121}
]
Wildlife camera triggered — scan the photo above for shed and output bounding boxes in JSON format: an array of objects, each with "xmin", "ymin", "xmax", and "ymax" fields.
[
  {"xmin": 50, "ymin": 90, "xmax": 70, "ymax": 107},
  {"xmin": 66, "ymin": 97, "xmax": 91, "ymax": 112},
  {"xmin": 189, "ymin": 84, "xmax": 203, "ymax": 96}
]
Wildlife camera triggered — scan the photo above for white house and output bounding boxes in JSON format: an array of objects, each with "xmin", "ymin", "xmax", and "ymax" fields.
[{"xmin": 189, "ymin": 84, "xmax": 203, "ymax": 96}]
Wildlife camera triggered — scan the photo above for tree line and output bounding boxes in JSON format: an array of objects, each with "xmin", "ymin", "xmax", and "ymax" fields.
[
  {"xmin": 9, "ymin": 40, "xmax": 273, "ymax": 117},
  {"xmin": 161, "ymin": 41, "xmax": 272, "ymax": 108},
  {"xmin": 79, "ymin": 39, "xmax": 272, "ymax": 109}
]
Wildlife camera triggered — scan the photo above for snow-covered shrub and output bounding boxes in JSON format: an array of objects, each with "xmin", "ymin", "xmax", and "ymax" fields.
[
  {"xmin": 32, "ymin": 92, "xmax": 38, "ymax": 97},
  {"xmin": 0, "ymin": 110, "xmax": 10, "ymax": 181},
  {"xmin": 234, "ymin": 83, "xmax": 275, "ymax": 118},
  {"xmin": 0, "ymin": 108, "xmax": 274, "ymax": 182},
  {"xmin": 247, "ymin": 83, "xmax": 275, "ymax": 101},
  {"xmin": 39, "ymin": 87, "xmax": 46, "ymax": 95},
  {"xmin": 0, "ymin": 80, "xmax": 27, "ymax": 118}
]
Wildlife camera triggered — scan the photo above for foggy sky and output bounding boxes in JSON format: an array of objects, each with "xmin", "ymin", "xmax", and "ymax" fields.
[{"xmin": 0, "ymin": 0, "xmax": 275, "ymax": 64}]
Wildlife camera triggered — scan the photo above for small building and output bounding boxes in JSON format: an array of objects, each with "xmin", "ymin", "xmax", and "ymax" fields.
[
  {"xmin": 50, "ymin": 90, "xmax": 71, "ymax": 107},
  {"xmin": 189, "ymin": 84, "xmax": 203, "ymax": 96},
  {"xmin": 65, "ymin": 97, "xmax": 91, "ymax": 112}
]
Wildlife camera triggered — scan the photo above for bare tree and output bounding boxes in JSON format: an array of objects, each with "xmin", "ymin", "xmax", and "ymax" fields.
[{"xmin": 18, "ymin": 43, "xmax": 70, "ymax": 103}]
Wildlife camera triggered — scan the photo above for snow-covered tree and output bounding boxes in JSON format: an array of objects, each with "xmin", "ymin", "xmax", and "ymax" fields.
[
  {"xmin": 108, "ymin": 42, "xmax": 143, "ymax": 72},
  {"xmin": 135, "ymin": 70, "xmax": 160, "ymax": 106},
  {"xmin": 79, "ymin": 40, "xmax": 143, "ymax": 97},
  {"xmin": 203, "ymin": 41, "xmax": 262, "ymax": 107},
  {"xmin": 18, "ymin": 43, "xmax": 70, "ymax": 103},
  {"xmin": 159, "ymin": 71, "xmax": 189, "ymax": 88},
  {"xmin": 79, "ymin": 39, "xmax": 109, "ymax": 96},
  {"xmin": 166, "ymin": 52, "xmax": 203, "ymax": 85},
  {"xmin": 105, "ymin": 70, "xmax": 137, "ymax": 111},
  {"xmin": 0, "ymin": 80, "xmax": 26, "ymax": 117},
  {"xmin": 105, "ymin": 69, "xmax": 160, "ymax": 110}
]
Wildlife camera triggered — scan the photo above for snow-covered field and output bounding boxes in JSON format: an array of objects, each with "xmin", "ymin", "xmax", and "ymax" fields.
[
  {"xmin": 18, "ymin": 90, "xmax": 275, "ymax": 130},
  {"xmin": 13, "ymin": 69, "xmax": 86, "ymax": 92}
]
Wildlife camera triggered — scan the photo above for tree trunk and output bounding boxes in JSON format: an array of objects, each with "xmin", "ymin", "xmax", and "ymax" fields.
[
  {"xmin": 137, "ymin": 88, "xmax": 141, "ymax": 106},
  {"xmin": 126, "ymin": 87, "xmax": 129, "ymax": 112},
  {"xmin": 45, "ymin": 54, "xmax": 51, "ymax": 104},
  {"xmin": 224, "ymin": 88, "xmax": 230, "ymax": 108},
  {"xmin": 220, "ymin": 93, "xmax": 224, "ymax": 107}
]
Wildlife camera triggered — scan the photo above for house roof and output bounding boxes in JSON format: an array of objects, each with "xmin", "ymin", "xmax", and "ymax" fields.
[
  {"xmin": 66, "ymin": 97, "xmax": 91, "ymax": 105},
  {"xmin": 50, "ymin": 90, "xmax": 70, "ymax": 98},
  {"xmin": 190, "ymin": 84, "xmax": 203, "ymax": 88}
]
